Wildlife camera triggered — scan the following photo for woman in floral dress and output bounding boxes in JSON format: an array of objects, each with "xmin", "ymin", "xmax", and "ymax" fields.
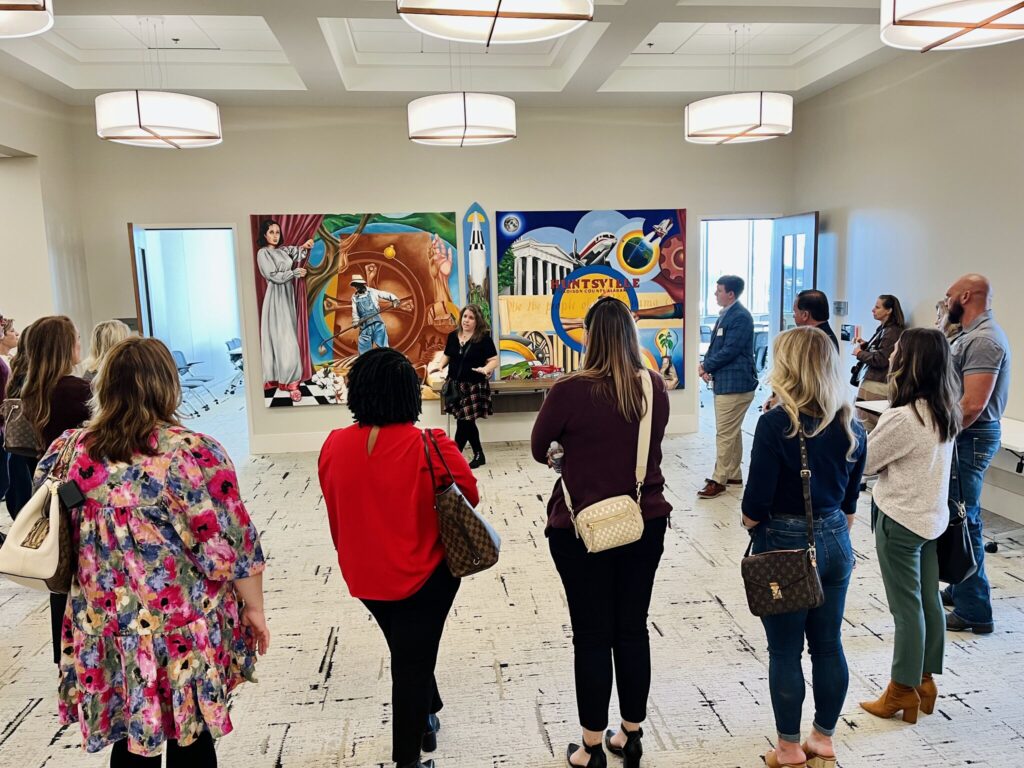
[{"xmin": 34, "ymin": 337, "xmax": 270, "ymax": 767}]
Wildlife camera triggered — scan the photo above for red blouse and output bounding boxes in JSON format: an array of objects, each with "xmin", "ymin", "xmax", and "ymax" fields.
[{"xmin": 318, "ymin": 423, "xmax": 479, "ymax": 600}]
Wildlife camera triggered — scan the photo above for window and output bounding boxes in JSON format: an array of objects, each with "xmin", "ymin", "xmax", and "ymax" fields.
[{"xmin": 700, "ymin": 219, "xmax": 772, "ymax": 326}]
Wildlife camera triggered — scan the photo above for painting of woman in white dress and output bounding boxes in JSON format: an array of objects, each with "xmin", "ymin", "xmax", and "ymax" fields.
[{"xmin": 257, "ymin": 219, "xmax": 314, "ymax": 402}]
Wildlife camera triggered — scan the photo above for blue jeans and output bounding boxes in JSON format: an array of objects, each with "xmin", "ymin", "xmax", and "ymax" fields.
[
  {"xmin": 750, "ymin": 510, "xmax": 854, "ymax": 743},
  {"xmin": 357, "ymin": 321, "xmax": 389, "ymax": 355},
  {"xmin": 946, "ymin": 421, "xmax": 1001, "ymax": 625}
]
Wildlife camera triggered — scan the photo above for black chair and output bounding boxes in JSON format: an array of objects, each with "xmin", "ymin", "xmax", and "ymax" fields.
[
  {"xmin": 225, "ymin": 338, "xmax": 244, "ymax": 395},
  {"xmin": 700, "ymin": 324, "xmax": 713, "ymax": 343},
  {"xmin": 753, "ymin": 331, "xmax": 770, "ymax": 388}
]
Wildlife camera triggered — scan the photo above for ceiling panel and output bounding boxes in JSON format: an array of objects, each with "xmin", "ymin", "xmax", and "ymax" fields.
[
  {"xmin": 742, "ymin": 35, "xmax": 820, "ymax": 55},
  {"xmin": 52, "ymin": 28, "xmax": 144, "ymax": 50}
]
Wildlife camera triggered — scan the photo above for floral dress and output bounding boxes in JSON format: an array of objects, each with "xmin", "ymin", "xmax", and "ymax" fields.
[{"xmin": 34, "ymin": 426, "xmax": 266, "ymax": 756}]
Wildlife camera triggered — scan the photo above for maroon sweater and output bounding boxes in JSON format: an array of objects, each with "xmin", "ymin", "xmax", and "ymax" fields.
[
  {"xmin": 530, "ymin": 369, "xmax": 672, "ymax": 531},
  {"xmin": 40, "ymin": 375, "xmax": 91, "ymax": 449}
]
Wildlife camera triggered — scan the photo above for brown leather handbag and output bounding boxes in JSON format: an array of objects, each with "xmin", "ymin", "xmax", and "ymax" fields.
[
  {"xmin": 740, "ymin": 430, "xmax": 825, "ymax": 617},
  {"xmin": 423, "ymin": 430, "xmax": 501, "ymax": 578}
]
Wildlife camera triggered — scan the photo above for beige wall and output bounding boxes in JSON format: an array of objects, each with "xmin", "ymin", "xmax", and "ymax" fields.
[
  {"xmin": 66, "ymin": 106, "xmax": 795, "ymax": 451},
  {"xmin": 0, "ymin": 72, "xmax": 90, "ymax": 332},
  {"xmin": 0, "ymin": 156, "xmax": 52, "ymax": 321},
  {"xmin": 793, "ymin": 43, "xmax": 1024, "ymax": 420}
]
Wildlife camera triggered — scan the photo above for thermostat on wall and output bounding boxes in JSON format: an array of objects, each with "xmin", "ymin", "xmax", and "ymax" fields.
[{"xmin": 833, "ymin": 300, "xmax": 849, "ymax": 317}]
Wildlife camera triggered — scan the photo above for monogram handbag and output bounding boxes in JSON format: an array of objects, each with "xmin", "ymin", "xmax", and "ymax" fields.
[
  {"xmin": 740, "ymin": 430, "xmax": 825, "ymax": 617},
  {"xmin": 423, "ymin": 430, "xmax": 501, "ymax": 577},
  {"xmin": 0, "ymin": 430, "xmax": 83, "ymax": 593},
  {"xmin": 561, "ymin": 372, "xmax": 653, "ymax": 554},
  {"xmin": 0, "ymin": 398, "xmax": 44, "ymax": 458},
  {"xmin": 937, "ymin": 443, "xmax": 977, "ymax": 585}
]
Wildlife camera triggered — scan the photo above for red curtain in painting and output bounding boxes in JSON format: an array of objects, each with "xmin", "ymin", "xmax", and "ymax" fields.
[{"xmin": 251, "ymin": 213, "xmax": 324, "ymax": 383}]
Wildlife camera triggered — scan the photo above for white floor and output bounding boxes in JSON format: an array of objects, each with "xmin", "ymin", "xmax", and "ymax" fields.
[{"xmin": 1, "ymin": 401, "xmax": 1023, "ymax": 767}]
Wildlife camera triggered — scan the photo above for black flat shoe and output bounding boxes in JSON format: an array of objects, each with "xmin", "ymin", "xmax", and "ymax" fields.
[
  {"xmin": 945, "ymin": 612, "xmax": 994, "ymax": 634},
  {"xmin": 422, "ymin": 713, "xmax": 441, "ymax": 753},
  {"xmin": 604, "ymin": 727, "xmax": 643, "ymax": 767},
  {"xmin": 941, "ymin": 588, "xmax": 954, "ymax": 608},
  {"xmin": 397, "ymin": 760, "xmax": 433, "ymax": 768},
  {"xmin": 567, "ymin": 741, "xmax": 607, "ymax": 768},
  {"xmin": 468, "ymin": 453, "xmax": 486, "ymax": 469}
]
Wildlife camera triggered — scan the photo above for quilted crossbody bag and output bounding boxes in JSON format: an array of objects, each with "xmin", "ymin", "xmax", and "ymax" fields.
[
  {"xmin": 561, "ymin": 372, "xmax": 653, "ymax": 554},
  {"xmin": 0, "ymin": 429, "xmax": 83, "ymax": 593},
  {"xmin": 740, "ymin": 430, "xmax": 825, "ymax": 616},
  {"xmin": 423, "ymin": 430, "xmax": 501, "ymax": 577}
]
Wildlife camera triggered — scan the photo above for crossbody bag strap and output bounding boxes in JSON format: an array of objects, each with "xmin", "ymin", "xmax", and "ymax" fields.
[
  {"xmin": 797, "ymin": 429, "xmax": 815, "ymax": 552},
  {"xmin": 52, "ymin": 429, "xmax": 84, "ymax": 481},
  {"xmin": 950, "ymin": 441, "xmax": 966, "ymax": 520},
  {"xmin": 426, "ymin": 430, "xmax": 455, "ymax": 486},
  {"xmin": 422, "ymin": 432, "xmax": 439, "ymax": 491}
]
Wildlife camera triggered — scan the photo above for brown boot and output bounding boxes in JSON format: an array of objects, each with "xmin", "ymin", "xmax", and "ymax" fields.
[
  {"xmin": 860, "ymin": 681, "xmax": 921, "ymax": 723},
  {"xmin": 916, "ymin": 674, "xmax": 938, "ymax": 715}
]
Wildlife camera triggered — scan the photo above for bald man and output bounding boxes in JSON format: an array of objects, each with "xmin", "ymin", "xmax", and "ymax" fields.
[{"xmin": 942, "ymin": 273, "xmax": 1011, "ymax": 634}]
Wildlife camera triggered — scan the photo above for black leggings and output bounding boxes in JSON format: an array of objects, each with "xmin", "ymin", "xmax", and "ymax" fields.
[
  {"xmin": 110, "ymin": 733, "xmax": 217, "ymax": 767},
  {"xmin": 454, "ymin": 419, "xmax": 482, "ymax": 455}
]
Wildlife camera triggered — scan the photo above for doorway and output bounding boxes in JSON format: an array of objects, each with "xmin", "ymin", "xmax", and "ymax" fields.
[{"xmin": 128, "ymin": 225, "xmax": 248, "ymax": 458}]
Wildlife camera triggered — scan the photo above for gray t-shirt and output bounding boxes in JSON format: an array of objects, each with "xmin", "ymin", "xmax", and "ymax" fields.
[{"xmin": 950, "ymin": 311, "xmax": 1011, "ymax": 424}]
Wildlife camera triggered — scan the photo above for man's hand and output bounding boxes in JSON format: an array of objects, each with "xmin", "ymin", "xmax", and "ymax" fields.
[{"xmin": 742, "ymin": 514, "xmax": 759, "ymax": 530}]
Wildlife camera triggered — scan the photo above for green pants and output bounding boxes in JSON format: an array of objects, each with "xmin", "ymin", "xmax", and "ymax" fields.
[{"xmin": 873, "ymin": 504, "xmax": 945, "ymax": 686}]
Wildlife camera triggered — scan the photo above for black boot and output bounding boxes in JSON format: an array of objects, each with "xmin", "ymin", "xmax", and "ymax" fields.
[
  {"xmin": 605, "ymin": 726, "xmax": 644, "ymax": 768},
  {"xmin": 422, "ymin": 713, "xmax": 441, "ymax": 753},
  {"xmin": 468, "ymin": 452, "xmax": 486, "ymax": 469},
  {"xmin": 397, "ymin": 760, "xmax": 434, "ymax": 768},
  {"xmin": 567, "ymin": 741, "xmax": 606, "ymax": 768}
]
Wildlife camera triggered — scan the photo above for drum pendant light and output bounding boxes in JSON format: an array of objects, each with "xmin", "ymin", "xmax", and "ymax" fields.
[
  {"xmin": 881, "ymin": 0, "xmax": 1024, "ymax": 52},
  {"xmin": 397, "ymin": 0, "xmax": 593, "ymax": 47},
  {"xmin": 95, "ymin": 90, "xmax": 222, "ymax": 149},
  {"xmin": 0, "ymin": 0, "xmax": 54, "ymax": 39},
  {"xmin": 408, "ymin": 92, "xmax": 516, "ymax": 147}
]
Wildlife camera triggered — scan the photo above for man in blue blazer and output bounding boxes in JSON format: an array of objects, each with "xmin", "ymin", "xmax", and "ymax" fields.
[{"xmin": 697, "ymin": 275, "xmax": 758, "ymax": 499}]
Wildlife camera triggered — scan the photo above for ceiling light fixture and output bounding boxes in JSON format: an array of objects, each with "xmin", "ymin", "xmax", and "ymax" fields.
[
  {"xmin": 397, "ymin": 0, "xmax": 593, "ymax": 47},
  {"xmin": 95, "ymin": 90, "xmax": 222, "ymax": 149},
  {"xmin": 881, "ymin": 0, "xmax": 1024, "ymax": 52},
  {"xmin": 0, "ymin": 0, "xmax": 54, "ymax": 39},
  {"xmin": 683, "ymin": 25, "xmax": 792, "ymax": 145},
  {"xmin": 408, "ymin": 92, "xmax": 516, "ymax": 147}
]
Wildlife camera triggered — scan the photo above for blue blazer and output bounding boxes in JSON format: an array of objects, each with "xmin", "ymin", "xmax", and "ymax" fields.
[{"xmin": 702, "ymin": 302, "xmax": 758, "ymax": 395}]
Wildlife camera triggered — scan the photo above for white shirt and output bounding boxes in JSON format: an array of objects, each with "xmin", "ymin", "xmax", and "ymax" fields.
[{"xmin": 866, "ymin": 400, "xmax": 953, "ymax": 540}]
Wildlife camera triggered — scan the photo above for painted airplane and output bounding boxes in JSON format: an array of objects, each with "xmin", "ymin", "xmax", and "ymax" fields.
[{"xmin": 576, "ymin": 232, "xmax": 617, "ymax": 265}]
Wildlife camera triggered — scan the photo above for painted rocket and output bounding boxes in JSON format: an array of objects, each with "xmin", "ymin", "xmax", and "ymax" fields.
[
  {"xmin": 645, "ymin": 218, "xmax": 673, "ymax": 245},
  {"xmin": 468, "ymin": 211, "xmax": 487, "ymax": 288}
]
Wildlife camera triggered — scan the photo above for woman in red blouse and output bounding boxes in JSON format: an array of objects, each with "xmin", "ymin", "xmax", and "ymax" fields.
[{"xmin": 319, "ymin": 348, "xmax": 477, "ymax": 768}]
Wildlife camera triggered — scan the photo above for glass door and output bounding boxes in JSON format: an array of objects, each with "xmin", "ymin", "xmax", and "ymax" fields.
[{"xmin": 769, "ymin": 212, "xmax": 819, "ymax": 336}]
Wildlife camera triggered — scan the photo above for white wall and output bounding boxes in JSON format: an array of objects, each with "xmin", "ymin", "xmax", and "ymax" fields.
[
  {"xmin": 793, "ymin": 42, "xmax": 1024, "ymax": 420},
  {"xmin": 0, "ymin": 156, "xmax": 52, "ymax": 322},
  {"xmin": 66, "ymin": 106, "xmax": 796, "ymax": 451},
  {"xmin": 0, "ymin": 72, "xmax": 90, "ymax": 333}
]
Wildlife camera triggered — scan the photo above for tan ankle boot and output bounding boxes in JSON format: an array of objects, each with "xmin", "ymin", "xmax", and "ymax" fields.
[
  {"xmin": 916, "ymin": 676, "xmax": 938, "ymax": 715},
  {"xmin": 860, "ymin": 681, "xmax": 921, "ymax": 723}
]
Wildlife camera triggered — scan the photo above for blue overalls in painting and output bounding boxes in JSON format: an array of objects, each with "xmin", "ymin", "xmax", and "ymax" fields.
[{"xmin": 354, "ymin": 290, "xmax": 391, "ymax": 355}]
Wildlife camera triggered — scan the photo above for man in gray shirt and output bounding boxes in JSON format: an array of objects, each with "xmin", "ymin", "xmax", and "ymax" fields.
[{"xmin": 942, "ymin": 273, "xmax": 1012, "ymax": 634}]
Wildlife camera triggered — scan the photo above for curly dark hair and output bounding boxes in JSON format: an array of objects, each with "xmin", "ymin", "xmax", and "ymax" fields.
[{"xmin": 346, "ymin": 348, "xmax": 422, "ymax": 426}]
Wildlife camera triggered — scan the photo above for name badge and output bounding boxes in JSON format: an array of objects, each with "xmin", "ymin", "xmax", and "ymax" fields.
[{"xmin": 717, "ymin": 328, "xmax": 724, "ymax": 337}]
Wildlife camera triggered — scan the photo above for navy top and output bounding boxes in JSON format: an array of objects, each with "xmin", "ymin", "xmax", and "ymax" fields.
[{"xmin": 741, "ymin": 407, "xmax": 866, "ymax": 524}]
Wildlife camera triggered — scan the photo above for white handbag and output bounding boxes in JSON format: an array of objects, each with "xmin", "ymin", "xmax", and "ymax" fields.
[
  {"xmin": 0, "ymin": 432, "xmax": 81, "ymax": 592},
  {"xmin": 561, "ymin": 372, "xmax": 654, "ymax": 553}
]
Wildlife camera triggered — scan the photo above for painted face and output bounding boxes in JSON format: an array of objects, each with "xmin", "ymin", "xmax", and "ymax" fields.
[
  {"xmin": 461, "ymin": 311, "xmax": 477, "ymax": 334},
  {"xmin": 872, "ymin": 298, "xmax": 891, "ymax": 323},
  {"xmin": 265, "ymin": 224, "xmax": 281, "ymax": 246}
]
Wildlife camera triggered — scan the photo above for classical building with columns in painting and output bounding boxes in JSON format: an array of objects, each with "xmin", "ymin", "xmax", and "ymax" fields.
[{"xmin": 510, "ymin": 238, "xmax": 579, "ymax": 296}]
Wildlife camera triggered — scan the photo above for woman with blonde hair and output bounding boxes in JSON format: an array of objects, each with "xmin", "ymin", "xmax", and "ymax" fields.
[
  {"xmin": 531, "ymin": 296, "xmax": 671, "ymax": 768},
  {"xmin": 81, "ymin": 319, "xmax": 132, "ymax": 382},
  {"xmin": 741, "ymin": 326, "xmax": 866, "ymax": 768},
  {"xmin": 33, "ymin": 337, "xmax": 268, "ymax": 766},
  {"xmin": 19, "ymin": 315, "xmax": 92, "ymax": 664}
]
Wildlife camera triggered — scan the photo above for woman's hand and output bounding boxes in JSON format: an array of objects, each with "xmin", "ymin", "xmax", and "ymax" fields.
[
  {"xmin": 471, "ymin": 366, "xmax": 490, "ymax": 375},
  {"xmin": 302, "ymin": 239, "xmax": 315, "ymax": 250},
  {"xmin": 851, "ymin": 344, "xmax": 862, "ymax": 356},
  {"xmin": 294, "ymin": 268, "xmax": 307, "ymax": 278},
  {"xmin": 242, "ymin": 604, "xmax": 271, "ymax": 655}
]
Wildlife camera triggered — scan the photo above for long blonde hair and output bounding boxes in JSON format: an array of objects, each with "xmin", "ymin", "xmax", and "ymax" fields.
[
  {"xmin": 769, "ymin": 326, "xmax": 859, "ymax": 460},
  {"xmin": 22, "ymin": 315, "xmax": 79, "ymax": 436},
  {"xmin": 87, "ymin": 337, "xmax": 181, "ymax": 462},
  {"xmin": 83, "ymin": 319, "xmax": 132, "ymax": 375},
  {"xmin": 564, "ymin": 296, "xmax": 646, "ymax": 422}
]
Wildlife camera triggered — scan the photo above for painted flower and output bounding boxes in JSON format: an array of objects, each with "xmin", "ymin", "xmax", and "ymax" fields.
[
  {"xmin": 78, "ymin": 667, "xmax": 108, "ymax": 694},
  {"xmin": 207, "ymin": 470, "xmax": 239, "ymax": 503},
  {"xmin": 72, "ymin": 459, "xmax": 110, "ymax": 492},
  {"xmin": 189, "ymin": 509, "xmax": 221, "ymax": 543},
  {"xmin": 155, "ymin": 586, "xmax": 186, "ymax": 614},
  {"xmin": 191, "ymin": 444, "xmax": 220, "ymax": 468}
]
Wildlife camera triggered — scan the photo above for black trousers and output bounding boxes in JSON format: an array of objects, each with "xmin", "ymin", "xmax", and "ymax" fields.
[
  {"xmin": 453, "ymin": 419, "xmax": 482, "ymax": 455},
  {"xmin": 361, "ymin": 564, "xmax": 460, "ymax": 766},
  {"xmin": 110, "ymin": 732, "xmax": 217, "ymax": 767},
  {"xmin": 548, "ymin": 516, "xmax": 667, "ymax": 732},
  {"xmin": 5, "ymin": 453, "xmax": 35, "ymax": 521}
]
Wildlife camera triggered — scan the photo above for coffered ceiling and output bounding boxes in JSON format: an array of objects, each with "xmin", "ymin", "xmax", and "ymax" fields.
[{"xmin": 0, "ymin": 0, "xmax": 901, "ymax": 108}]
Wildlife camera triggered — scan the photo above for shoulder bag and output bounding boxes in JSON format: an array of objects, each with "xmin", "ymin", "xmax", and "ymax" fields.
[
  {"xmin": 936, "ymin": 443, "xmax": 977, "ymax": 585},
  {"xmin": 740, "ymin": 430, "xmax": 825, "ymax": 616},
  {"xmin": 0, "ymin": 398, "xmax": 44, "ymax": 458},
  {"xmin": 423, "ymin": 430, "xmax": 501, "ymax": 577},
  {"xmin": 0, "ymin": 429, "xmax": 83, "ymax": 593},
  {"xmin": 561, "ymin": 372, "xmax": 653, "ymax": 554},
  {"xmin": 850, "ymin": 326, "xmax": 884, "ymax": 387}
]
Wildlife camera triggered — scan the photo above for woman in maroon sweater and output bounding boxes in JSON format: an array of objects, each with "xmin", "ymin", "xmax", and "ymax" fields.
[
  {"xmin": 531, "ymin": 297, "xmax": 671, "ymax": 768},
  {"xmin": 319, "ymin": 348, "xmax": 477, "ymax": 768},
  {"xmin": 20, "ymin": 315, "xmax": 92, "ymax": 665}
]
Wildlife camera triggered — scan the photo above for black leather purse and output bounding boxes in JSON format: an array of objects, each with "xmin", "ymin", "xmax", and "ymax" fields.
[
  {"xmin": 741, "ymin": 431, "xmax": 825, "ymax": 617},
  {"xmin": 937, "ymin": 443, "xmax": 977, "ymax": 585},
  {"xmin": 850, "ymin": 326, "xmax": 884, "ymax": 386}
]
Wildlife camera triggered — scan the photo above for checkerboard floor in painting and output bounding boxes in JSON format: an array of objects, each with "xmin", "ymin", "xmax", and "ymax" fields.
[
  {"xmin": 1, "ymin": 414, "xmax": 1023, "ymax": 767},
  {"xmin": 264, "ymin": 380, "xmax": 334, "ymax": 407}
]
